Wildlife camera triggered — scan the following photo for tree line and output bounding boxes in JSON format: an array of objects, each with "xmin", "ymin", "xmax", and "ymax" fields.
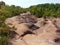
[
  {"xmin": 28, "ymin": 3, "xmax": 60, "ymax": 18},
  {"xmin": 0, "ymin": 1, "xmax": 60, "ymax": 21}
]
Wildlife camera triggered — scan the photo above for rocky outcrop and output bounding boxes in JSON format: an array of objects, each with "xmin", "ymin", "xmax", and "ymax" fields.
[{"xmin": 5, "ymin": 12, "xmax": 60, "ymax": 45}]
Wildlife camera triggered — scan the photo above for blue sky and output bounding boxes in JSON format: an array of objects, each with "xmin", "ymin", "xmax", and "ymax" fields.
[{"xmin": 0, "ymin": 0, "xmax": 60, "ymax": 8}]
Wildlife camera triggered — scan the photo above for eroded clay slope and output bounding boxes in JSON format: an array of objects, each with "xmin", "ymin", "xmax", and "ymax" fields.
[{"xmin": 5, "ymin": 12, "xmax": 60, "ymax": 45}]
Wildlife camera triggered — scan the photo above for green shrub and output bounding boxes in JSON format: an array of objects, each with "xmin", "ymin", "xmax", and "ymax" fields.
[{"xmin": 0, "ymin": 37, "xmax": 9, "ymax": 45}]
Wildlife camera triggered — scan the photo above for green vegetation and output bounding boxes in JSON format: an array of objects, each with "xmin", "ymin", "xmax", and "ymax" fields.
[
  {"xmin": 0, "ymin": 23, "xmax": 11, "ymax": 45},
  {"xmin": 0, "ymin": 1, "xmax": 60, "ymax": 45},
  {"xmin": 28, "ymin": 3, "xmax": 60, "ymax": 18},
  {"xmin": 0, "ymin": 1, "xmax": 60, "ymax": 21}
]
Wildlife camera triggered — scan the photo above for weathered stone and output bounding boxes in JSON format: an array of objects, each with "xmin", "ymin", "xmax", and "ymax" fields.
[
  {"xmin": 35, "ymin": 18, "xmax": 45, "ymax": 27},
  {"xmin": 11, "ymin": 39, "xmax": 26, "ymax": 45},
  {"xmin": 15, "ymin": 23, "xmax": 31, "ymax": 36},
  {"xmin": 5, "ymin": 12, "xmax": 60, "ymax": 45},
  {"xmin": 23, "ymin": 34, "xmax": 56, "ymax": 45},
  {"xmin": 33, "ymin": 20, "xmax": 57, "ymax": 40}
]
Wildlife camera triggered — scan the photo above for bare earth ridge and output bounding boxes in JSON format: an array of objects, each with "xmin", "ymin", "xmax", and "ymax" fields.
[{"xmin": 5, "ymin": 12, "xmax": 60, "ymax": 45}]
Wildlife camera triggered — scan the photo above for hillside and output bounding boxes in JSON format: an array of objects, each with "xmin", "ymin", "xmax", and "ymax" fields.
[
  {"xmin": 0, "ymin": 1, "xmax": 60, "ymax": 45},
  {"xmin": 5, "ymin": 12, "xmax": 60, "ymax": 45}
]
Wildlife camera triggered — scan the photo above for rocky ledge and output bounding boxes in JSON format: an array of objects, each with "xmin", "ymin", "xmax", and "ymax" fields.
[{"xmin": 5, "ymin": 12, "xmax": 60, "ymax": 45}]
